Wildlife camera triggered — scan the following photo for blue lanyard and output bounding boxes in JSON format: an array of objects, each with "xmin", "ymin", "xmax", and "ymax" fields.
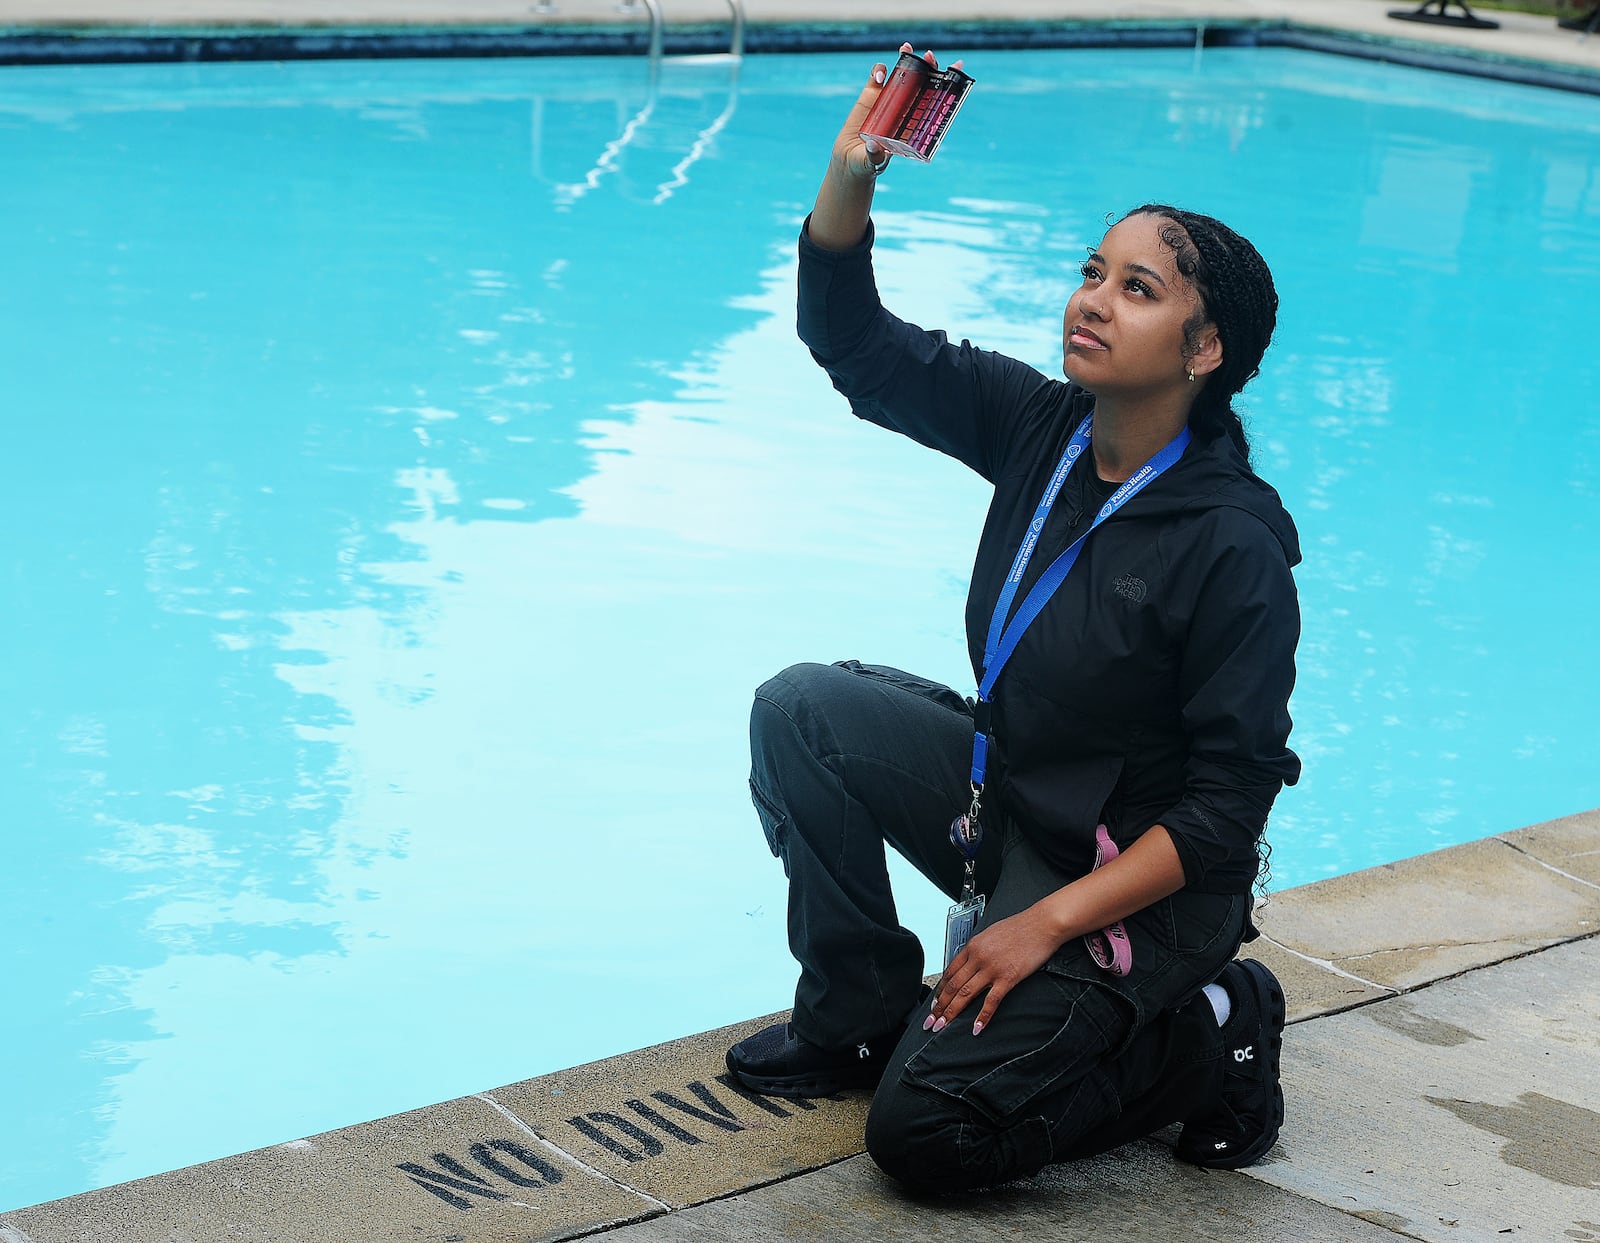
[{"xmin": 968, "ymin": 415, "xmax": 1191, "ymax": 791}]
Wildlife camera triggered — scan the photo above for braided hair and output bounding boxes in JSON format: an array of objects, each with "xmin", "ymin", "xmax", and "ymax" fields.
[{"xmin": 1118, "ymin": 204, "xmax": 1278, "ymax": 470}]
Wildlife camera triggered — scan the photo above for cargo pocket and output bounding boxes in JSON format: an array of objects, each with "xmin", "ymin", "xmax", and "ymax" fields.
[
  {"xmin": 748, "ymin": 779, "xmax": 789, "ymax": 862},
  {"xmin": 903, "ymin": 971, "xmax": 1124, "ymax": 1125}
]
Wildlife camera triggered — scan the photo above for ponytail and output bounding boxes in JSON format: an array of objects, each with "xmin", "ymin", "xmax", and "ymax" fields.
[
  {"xmin": 1119, "ymin": 204, "xmax": 1278, "ymax": 471},
  {"xmin": 1189, "ymin": 394, "xmax": 1252, "ymax": 469}
]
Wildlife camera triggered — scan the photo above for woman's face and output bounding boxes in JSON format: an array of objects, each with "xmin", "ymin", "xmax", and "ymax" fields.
[{"xmin": 1062, "ymin": 213, "xmax": 1219, "ymax": 398}]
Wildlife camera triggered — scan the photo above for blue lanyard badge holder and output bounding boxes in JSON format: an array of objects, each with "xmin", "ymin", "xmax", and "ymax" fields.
[
  {"xmin": 943, "ymin": 791, "xmax": 986, "ymax": 968},
  {"xmin": 941, "ymin": 415, "xmax": 1190, "ymax": 968}
]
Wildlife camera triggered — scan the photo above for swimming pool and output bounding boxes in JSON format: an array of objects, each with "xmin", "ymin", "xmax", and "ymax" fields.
[{"xmin": 2, "ymin": 43, "xmax": 1597, "ymax": 1212}]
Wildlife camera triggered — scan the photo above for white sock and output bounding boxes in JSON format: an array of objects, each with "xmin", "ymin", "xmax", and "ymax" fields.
[{"xmin": 1203, "ymin": 982, "xmax": 1232, "ymax": 1027}]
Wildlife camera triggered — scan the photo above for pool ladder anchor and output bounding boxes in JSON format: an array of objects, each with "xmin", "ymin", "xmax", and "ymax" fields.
[{"xmin": 617, "ymin": 0, "xmax": 745, "ymax": 60}]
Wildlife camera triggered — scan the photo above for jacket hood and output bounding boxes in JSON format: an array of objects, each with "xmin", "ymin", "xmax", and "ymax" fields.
[
  {"xmin": 1067, "ymin": 384, "xmax": 1302, "ymax": 567},
  {"xmin": 1172, "ymin": 434, "xmax": 1302, "ymax": 568}
]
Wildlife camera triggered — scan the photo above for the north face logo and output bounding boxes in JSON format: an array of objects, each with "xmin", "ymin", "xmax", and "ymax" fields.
[{"xmin": 1113, "ymin": 574, "xmax": 1147, "ymax": 603}]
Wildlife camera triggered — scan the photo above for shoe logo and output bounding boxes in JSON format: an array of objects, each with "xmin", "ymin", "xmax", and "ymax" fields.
[
  {"xmin": 857, "ymin": 1043, "xmax": 871, "ymax": 1060},
  {"xmin": 1234, "ymin": 1045, "xmax": 1255, "ymax": 1063},
  {"xmin": 1213, "ymin": 1140, "xmax": 1231, "ymax": 1151}
]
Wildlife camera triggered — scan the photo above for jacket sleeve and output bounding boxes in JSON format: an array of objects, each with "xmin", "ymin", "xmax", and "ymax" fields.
[
  {"xmin": 796, "ymin": 217, "xmax": 1056, "ymax": 483},
  {"xmin": 1160, "ymin": 516, "xmax": 1302, "ymax": 891}
]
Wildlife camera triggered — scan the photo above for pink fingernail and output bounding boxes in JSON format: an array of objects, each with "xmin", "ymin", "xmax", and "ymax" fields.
[
  {"xmin": 972, "ymin": 1021, "xmax": 984, "ymax": 1036},
  {"xmin": 873, "ymin": 66, "xmax": 885, "ymax": 84},
  {"xmin": 932, "ymin": 1017, "xmax": 947, "ymax": 1033},
  {"xmin": 922, "ymin": 1014, "xmax": 934, "ymax": 1031}
]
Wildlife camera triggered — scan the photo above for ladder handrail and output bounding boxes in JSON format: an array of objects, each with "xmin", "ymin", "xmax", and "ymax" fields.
[
  {"xmin": 640, "ymin": 0, "xmax": 663, "ymax": 60},
  {"xmin": 533, "ymin": 0, "xmax": 745, "ymax": 206},
  {"xmin": 636, "ymin": 0, "xmax": 744, "ymax": 61}
]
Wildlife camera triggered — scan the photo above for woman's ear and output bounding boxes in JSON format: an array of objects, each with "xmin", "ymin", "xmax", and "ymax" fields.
[{"xmin": 1190, "ymin": 324, "xmax": 1224, "ymax": 380}]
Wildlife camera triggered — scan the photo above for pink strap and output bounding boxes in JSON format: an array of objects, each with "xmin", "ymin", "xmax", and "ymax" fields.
[{"xmin": 1084, "ymin": 824, "xmax": 1133, "ymax": 976}]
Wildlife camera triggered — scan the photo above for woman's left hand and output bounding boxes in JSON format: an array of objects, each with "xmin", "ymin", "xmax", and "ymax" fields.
[{"xmin": 927, "ymin": 902, "xmax": 1063, "ymax": 1036}]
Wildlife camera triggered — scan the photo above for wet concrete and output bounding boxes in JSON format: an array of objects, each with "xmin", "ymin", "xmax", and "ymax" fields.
[{"xmin": 1259, "ymin": 933, "xmax": 1600, "ymax": 1242}]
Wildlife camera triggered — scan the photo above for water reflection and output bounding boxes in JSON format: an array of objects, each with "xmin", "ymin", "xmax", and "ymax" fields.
[
  {"xmin": 537, "ymin": 58, "xmax": 742, "ymax": 208},
  {"xmin": 2, "ymin": 52, "xmax": 776, "ymax": 1206}
]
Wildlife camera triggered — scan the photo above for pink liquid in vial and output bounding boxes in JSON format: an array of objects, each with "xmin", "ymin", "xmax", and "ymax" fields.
[{"xmin": 859, "ymin": 52, "xmax": 973, "ymax": 164}]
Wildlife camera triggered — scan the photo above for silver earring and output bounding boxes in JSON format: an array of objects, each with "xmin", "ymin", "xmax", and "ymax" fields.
[{"xmin": 1187, "ymin": 368, "xmax": 1196, "ymax": 383}]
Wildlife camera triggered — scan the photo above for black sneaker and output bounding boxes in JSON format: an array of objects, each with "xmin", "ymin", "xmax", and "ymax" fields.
[
  {"xmin": 725, "ymin": 1021, "xmax": 900, "ymax": 1098},
  {"xmin": 1175, "ymin": 958, "xmax": 1287, "ymax": 1169}
]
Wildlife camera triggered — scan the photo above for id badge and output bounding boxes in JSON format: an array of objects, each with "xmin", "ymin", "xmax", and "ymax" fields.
[{"xmin": 942, "ymin": 893, "xmax": 986, "ymax": 968}]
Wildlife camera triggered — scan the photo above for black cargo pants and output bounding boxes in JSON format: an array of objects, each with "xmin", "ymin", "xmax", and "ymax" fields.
[{"xmin": 748, "ymin": 660, "xmax": 1250, "ymax": 1191}]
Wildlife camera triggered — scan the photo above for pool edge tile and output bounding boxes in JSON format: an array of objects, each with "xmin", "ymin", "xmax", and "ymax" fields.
[
  {"xmin": 1257, "ymin": 817, "xmax": 1600, "ymax": 994},
  {"xmin": 1242, "ymin": 934, "xmax": 1395, "ymax": 1023},
  {"xmin": 1497, "ymin": 806, "xmax": 1600, "ymax": 887},
  {"xmin": 0, "ymin": 1094, "xmax": 661, "ymax": 1243},
  {"xmin": 484, "ymin": 1011, "xmax": 875, "ymax": 1211}
]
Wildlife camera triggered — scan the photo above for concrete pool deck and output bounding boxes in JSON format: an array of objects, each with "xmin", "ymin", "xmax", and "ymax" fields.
[
  {"xmin": 2, "ymin": 4, "xmax": 1598, "ymax": 1240},
  {"xmin": 2, "ymin": 810, "xmax": 1597, "ymax": 1242}
]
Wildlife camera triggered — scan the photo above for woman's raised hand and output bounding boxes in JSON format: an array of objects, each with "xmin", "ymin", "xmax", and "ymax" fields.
[
  {"xmin": 810, "ymin": 45, "xmax": 954, "ymax": 251},
  {"xmin": 829, "ymin": 43, "xmax": 909, "ymax": 179},
  {"xmin": 831, "ymin": 44, "xmax": 961, "ymax": 179}
]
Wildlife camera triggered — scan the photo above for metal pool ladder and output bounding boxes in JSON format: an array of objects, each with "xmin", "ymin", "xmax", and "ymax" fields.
[
  {"xmin": 619, "ymin": 0, "xmax": 746, "ymax": 60},
  {"xmin": 535, "ymin": 0, "xmax": 745, "ymax": 208}
]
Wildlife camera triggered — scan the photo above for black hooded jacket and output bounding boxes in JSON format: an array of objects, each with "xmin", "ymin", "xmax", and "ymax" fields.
[{"xmin": 797, "ymin": 221, "xmax": 1302, "ymax": 895}]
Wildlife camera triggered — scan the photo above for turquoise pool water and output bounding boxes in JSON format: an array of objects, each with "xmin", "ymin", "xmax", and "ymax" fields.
[{"xmin": 2, "ymin": 45, "xmax": 1597, "ymax": 1211}]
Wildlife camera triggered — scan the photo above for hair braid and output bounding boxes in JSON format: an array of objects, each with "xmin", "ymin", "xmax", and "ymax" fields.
[{"xmin": 1119, "ymin": 204, "xmax": 1279, "ymax": 469}]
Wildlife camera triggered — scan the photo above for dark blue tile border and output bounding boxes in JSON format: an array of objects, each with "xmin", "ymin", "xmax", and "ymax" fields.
[
  {"xmin": 0, "ymin": 18, "xmax": 1596, "ymax": 96},
  {"xmin": 0, "ymin": 19, "xmax": 1215, "ymax": 66},
  {"xmin": 1261, "ymin": 24, "xmax": 1600, "ymax": 95},
  {"xmin": 0, "ymin": 25, "xmax": 656, "ymax": 64}
]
